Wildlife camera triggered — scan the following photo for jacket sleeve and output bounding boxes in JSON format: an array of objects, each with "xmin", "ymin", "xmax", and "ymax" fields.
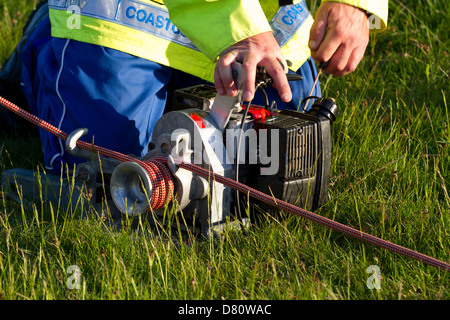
[
  {"xmin": 164, "ymin": 0, "xmax": 272, "ymax": 62},
  {"xmin": 165, "ymin": 0, "xmax": 389, "ymax": 63},
  {"xmin": 321, "ymin": 0, "xmax": 389, "ymax": 31}
]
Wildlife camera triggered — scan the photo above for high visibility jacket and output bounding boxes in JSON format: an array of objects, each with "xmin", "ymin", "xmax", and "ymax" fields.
[{"xmin": 48, "ymin": 0, "xmax": 388, "ymax": 82}]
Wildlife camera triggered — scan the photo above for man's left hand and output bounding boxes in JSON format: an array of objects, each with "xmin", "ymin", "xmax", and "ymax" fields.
[{"xmin": 309, "ymin": 2, "xmax": 370, "ymax": 76}]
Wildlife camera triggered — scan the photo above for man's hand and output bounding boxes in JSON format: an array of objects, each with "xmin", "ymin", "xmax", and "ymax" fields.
[
  {"xmin": 214, "ymin": 31, "xmax": 292, "ymax": 103},
  {"xmin": 309, "ymin": 2, "xmax": 370, "ymax": 76}
]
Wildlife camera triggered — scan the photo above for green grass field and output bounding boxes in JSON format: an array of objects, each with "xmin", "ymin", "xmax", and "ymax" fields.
[{"xmin": 0, "ymin": 0, "xmax": 449, "ymax": 301}]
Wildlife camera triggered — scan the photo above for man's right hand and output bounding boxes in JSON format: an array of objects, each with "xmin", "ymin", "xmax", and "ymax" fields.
[{"xmin": 214, "ymin": 31, "xmax": 292, "ymax": 103}]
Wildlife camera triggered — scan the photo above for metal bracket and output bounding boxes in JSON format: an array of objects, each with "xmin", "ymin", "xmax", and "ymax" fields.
[
  {"xmin": 65, "ymin": 128, "xmax": 94, "ymax": 160},
  {"xmin": 208, "ymin": 62, "xmax": 243, "ymax": 132}
]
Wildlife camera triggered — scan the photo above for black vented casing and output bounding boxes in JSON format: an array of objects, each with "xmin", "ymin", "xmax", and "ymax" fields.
[{"xmin": 253, "ymin": 99, "xmax": 337, "ymax": 211}]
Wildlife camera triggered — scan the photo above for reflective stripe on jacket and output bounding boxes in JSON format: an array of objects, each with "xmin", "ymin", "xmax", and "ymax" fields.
[{"xmin": 48, "ymin": 0, "xmax": 388, "ymax": 82}]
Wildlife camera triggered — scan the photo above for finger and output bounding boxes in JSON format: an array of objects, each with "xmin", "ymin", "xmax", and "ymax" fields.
[
  {"xmin": 326, "ymin": 43, "xmax": 353, "ymax": 75},
  {"xmin": 214, "ymin": 65, "xmax": 226, "ymax": 96},
  {"xmin": 265, "ymin": 58, "xmax": 292, "ymax": 102},
  {"xmin": 343, "ymin": 45, "xmax": 366, "ymax": 75},
  {"xmin": 277, "ymin": 57, "xmax": 289, "ymax": 73},
  {"xmin": 217, "ymin": 51, "xmax": 239, "ymax": 97},
  {"xmin": 309, "ymin": 7, "xmax": 328, "ymax": 51},
  {"xmin": 241, "ymin": 59, "xmax": 257, "ymax": 102},
  {"xmin": 312, "ymin": 29, "xmax": 342, "ymax": 65},
  {"xmin": 328, "ymin": 38, "xmax": 367, "ymax": 76}
]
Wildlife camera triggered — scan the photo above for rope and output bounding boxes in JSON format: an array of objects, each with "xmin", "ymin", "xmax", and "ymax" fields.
[
  {"xmin": 170, "ymin": 159, "xmax": 450, "ymax": 272},
  {"xmin": 142, "ymin": 158, "xmax": 174, "ymax": 210},
  {"xmin": 1, "ymin": 95, "xmax": 449, "ymax": 271},
  {"xmin": 0, "ymin": 95, "xmax": 174, "ymax": 209}
]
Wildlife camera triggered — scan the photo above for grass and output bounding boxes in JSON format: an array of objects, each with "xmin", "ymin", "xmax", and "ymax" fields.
[{"xmin": 0, "ymin": 0, "xmax": 449, "ymax": 301}]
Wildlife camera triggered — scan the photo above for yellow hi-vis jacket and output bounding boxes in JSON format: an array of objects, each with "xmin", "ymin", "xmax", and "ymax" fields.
[{"xmin": 48, "ymin": 0, "xmax": 388, "ymax": 82}]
